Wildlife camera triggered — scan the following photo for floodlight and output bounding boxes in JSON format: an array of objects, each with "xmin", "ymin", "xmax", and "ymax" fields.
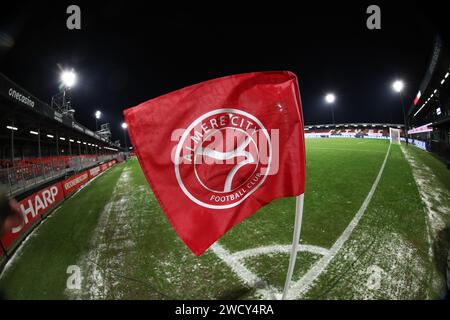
[
  {"xmin": 325, "ymin": 93, "xmax": 336, "ymax": 104},
  {"xmin": 61, "ymin": 70, "xmax": 77, "ymax": 88},
  {"xmin": 392, "ymin": 80, "xmax": 404, "ymax": 93}
]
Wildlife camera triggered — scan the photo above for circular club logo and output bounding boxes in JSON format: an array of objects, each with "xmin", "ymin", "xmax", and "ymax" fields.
[{"xmin": 174, "ymin": 108, "xmax": 272, "ymax": 209}]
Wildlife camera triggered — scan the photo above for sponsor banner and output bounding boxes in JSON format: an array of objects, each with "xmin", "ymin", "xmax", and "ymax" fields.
[
  {"xmin": 410, "ymin": 139, "xmax": 428, "ymax": 151},
  {"xmin": 408, "ymin": 123, "xmax": 433, "ymax": 135},
  {"xmin": 305, "ymin": 133, "xmax": 330, "ymax": 138},
  {"xmin": 62, "ymin": 170, "xmax": 90, "ymax": 196},
  {"xmin": 1, "ymin": 182, "xmax": 64, "ymax": 250},
  {"xmin": 100, "ymin": 163, "xmax": 109, "ymax": 172},
  {"xmin": 100, "ymin": 161, "xmax": 115, "ymax": 172},
  {"xmin": 367, "ymin": 133, "xmax": 383, "ymax": 137},
  {"xmin": 0, "ymin": 160, "xmax": 118, "ymax": 254},
  {"xmin": 72, "ymin": 122, "xmax": 85, "ymax": 133},
  {"xmin": 89, "ymin": 166, "xmax": 101, "ymax": 178},
  {"xmin": 8, "ymin": 87, "xmax": 35, "ymax": 108},
  {"xmin": 366, "ymin": 136, "xmax": 389, "ymax": 140}
]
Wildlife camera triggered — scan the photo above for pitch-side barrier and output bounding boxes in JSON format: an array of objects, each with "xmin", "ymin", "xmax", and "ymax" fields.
[{"xmin": 0, "ymin": 160, "xmax": 118, "ymax": 268}]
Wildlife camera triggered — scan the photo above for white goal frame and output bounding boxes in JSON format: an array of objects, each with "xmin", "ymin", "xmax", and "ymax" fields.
[{"xmin": 389, "ymin": 128, "xmax": 401, "ymax": 145}]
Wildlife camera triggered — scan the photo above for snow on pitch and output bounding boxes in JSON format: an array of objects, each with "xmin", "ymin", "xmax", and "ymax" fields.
[{"xmin": 68, "ymin": 167, "xmax": 134, "ymax": 299}]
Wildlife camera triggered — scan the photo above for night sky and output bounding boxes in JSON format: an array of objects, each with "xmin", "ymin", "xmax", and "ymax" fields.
[{"xmin": 0, "ymin": 1, "xmax": 448, "ymax": 141}]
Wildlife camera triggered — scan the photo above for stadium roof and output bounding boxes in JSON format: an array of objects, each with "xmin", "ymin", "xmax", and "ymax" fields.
[
  {"xmin": 304, "ymin": 123, "xmax": 404, "ymax": 129},
  {"xmin": 0, "ymin": 73, "xmax": 121, "ymax": 149},
  {"xmin": 408, "ymin": 36, "xmax": 450, "ymax": 126}
]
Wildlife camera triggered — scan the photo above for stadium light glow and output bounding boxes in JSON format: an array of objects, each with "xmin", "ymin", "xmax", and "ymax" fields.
[
  {"xmin": 325, "ymin": 93, "xmax": 336, "ymax": 104},
  {"xmin": 59, "ymin": 137, "xmax": 66, "ymax": 141},
  {"xmin": 69, "ymin": 139, "xmax": 74, "ymax": 143},
  {"xmin": 6, "ymin": 125, "xmax": 18, "ymax": 131},
  {"xmin": 61, "ymin": 70, "xmax": 77, "ymax": 88},
  {"xmin": 445, "ymin": 72, "xmax": 449, "ymax": 79},
  {"xmin": 30, "ymin": 130, "xmax": 39, "ymax": 135},
  {"xmin": 442, "ymin": 79, "xmax": 446, "ymax": 85},
  {"xmin": 95, "ymin": 110, "xmax": 101, "ymax": 119},
  {"xmin": 433, "ymin": 89, "xmax": 437, "ymax": 93},
  {"xmin": 121, "ymin": 122, "xmax": 128, "ymax": 129},
  {"xmin": 77, "ymin": 141, "xmax": 81, "ymax": 144},
  {"xmin": 47, "ymin": 134, "xmax": 54, "ymax": 138},
  {"xmin": 392, "ymin": 80, "xmax": 404, "ymax": 93}
]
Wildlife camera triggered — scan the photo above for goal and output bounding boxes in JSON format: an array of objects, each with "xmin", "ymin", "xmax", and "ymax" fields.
[{"xmin": 389, "ymin": 128, "xmax": 401, "ymax": 145}]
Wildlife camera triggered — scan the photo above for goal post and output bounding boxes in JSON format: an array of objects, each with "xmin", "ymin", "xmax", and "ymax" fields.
[{"xmin": 389, "ymin": 127, "xmax": 401, "ymax": 145}]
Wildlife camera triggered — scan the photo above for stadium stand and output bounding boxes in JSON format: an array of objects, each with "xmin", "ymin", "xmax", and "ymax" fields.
[
  {"xmin": 408, "ymin": 35, "xmax": 450, "ymax": 163},
  {"xmin": 0, "ymin": 73, "xmax": 124, "ymax": 197},
  {"xmin": 304, "ymin": 123, "xmax": 403, "ymax": 139}
]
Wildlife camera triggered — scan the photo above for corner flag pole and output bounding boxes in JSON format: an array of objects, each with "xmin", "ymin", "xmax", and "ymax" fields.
[{"xmin": 281, "ymin": 193, "xmax": 305, "ymax": 300}]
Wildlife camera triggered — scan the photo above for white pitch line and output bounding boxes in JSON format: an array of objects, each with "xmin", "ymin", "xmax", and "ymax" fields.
[
  {"xmin": 286, "ymin": 143, "xmax": 392, "ymax": 299},
  {"xmin": 400, "ymin": 145, "xmax": 434, "ymax": 299},
  {"xmin": 211, "ymin": 242, "xmax": 329, "ymax": 300},
  {"xmin": 231, "ymin": 244, "xmax": 329, "ymax": 261},
  {"xmin": 210, "ymin": 243, "xmax": 278, "ymax": 300}
]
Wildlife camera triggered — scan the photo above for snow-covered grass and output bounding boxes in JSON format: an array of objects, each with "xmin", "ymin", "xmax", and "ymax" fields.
[
  {"xmin": 401, "ymin": 145, "xmax": 450, "ymax": 298},
  {"xmin": 1, "ymin": 139, "xmax": 448, "ymax": 299}
]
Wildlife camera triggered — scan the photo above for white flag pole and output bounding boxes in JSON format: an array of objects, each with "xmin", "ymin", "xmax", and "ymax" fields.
[{"xmin": 281, "ymin": 193, "xmax": 305, "ymax": 300}]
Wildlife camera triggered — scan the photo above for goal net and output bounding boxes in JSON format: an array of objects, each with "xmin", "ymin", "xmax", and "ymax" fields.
[{"xmin": 389, "ymin": 128, "xmax": 401, "ymax": 145}]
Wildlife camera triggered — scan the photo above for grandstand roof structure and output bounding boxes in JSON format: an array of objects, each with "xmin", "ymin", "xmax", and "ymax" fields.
[
  {"xmin": 305, "ymin": 123, "xmax": 404, "ymax": 130},
  {"xmin": 408, "ymin": 36, "xmax": 450, "ymax": 128},
  {"xmin": 0, "ymin": 72, "xmax": 123, "ymax": 160}
]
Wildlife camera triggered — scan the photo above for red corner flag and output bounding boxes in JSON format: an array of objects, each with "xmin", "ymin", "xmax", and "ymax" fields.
[{"xmin": 124, "ymin": 71, "xmax": 305, "ymax": 256}]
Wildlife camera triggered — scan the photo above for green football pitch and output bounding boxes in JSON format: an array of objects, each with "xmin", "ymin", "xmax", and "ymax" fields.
[{"xmin": 1, "ymin": 138, "xmax": 449, "ymax": 300}]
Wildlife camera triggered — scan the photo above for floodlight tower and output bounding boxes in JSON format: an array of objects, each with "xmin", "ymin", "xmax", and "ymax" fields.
[
  {"xmin": 392, "ymin": 80, "xmax": 409, "ymax": 145},
  {"xmin": 121, "ymin": 122, "xmax": 128, "ymax": 151},
  {"xmin": 97, "ymin": 123, "xmax": 112, "ymax": 142},
  {"xmin": 325, "ymin": 93, "xmax": 336, "ymax": 125},
  {"xmin": 95, "ymin": 110, "xmax": 102, "ymax": 132},
  {"xmin": 51, "ymin": 69, "xmax": 77, "ymax": 118}
]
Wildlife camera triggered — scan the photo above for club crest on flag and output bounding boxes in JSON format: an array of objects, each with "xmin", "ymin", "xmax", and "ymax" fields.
[
  {"xmin": 174, "ymin": 108, "xmax": 272, "ymax": 209},
  {"xmin": 124, "ymin": 71, "xmax": 305, "ymax": 256}
]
